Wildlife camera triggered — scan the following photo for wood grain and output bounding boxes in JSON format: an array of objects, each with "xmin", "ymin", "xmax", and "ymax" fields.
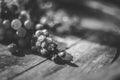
[
  {"xmin": 0, "ymin": 36, "xmax": 78, "ymax": 80},
  {"xmin": 12, "ymin": 39, "xmax": 116, "ymax": 80}
]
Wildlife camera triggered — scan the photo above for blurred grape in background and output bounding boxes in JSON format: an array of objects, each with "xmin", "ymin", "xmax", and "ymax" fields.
[{"xmin": 22, "ymin": 0, "xmax": 120, "ymax": 47}]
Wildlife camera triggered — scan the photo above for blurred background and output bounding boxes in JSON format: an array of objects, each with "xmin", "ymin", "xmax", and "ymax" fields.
[
  {"xmin": 3, "ymin": 0, "xmax": 120, "ymax": 80},
  {"xmin": 18, "ymin": 0, "xmax": 120, "ymax": 48}
]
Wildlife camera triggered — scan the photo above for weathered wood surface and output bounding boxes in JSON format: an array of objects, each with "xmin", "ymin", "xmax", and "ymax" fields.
[
  {"xmin": 0, "ymin": 36, "xmax": 79, "ymax": 80},
  {"xmin": 11, "ymin": 38, "xmax": 117, "ymax": 80}
]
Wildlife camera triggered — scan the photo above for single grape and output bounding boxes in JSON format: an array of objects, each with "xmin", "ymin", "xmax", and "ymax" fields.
[
  {"xmin": 42, "ymin": 29, "xmax": 49, "ymax": 36},
  {"xmin": 41, "ymin": 41, "xmax": 47, "ymax": 48},
  {"xmin": 58, "ymin": 52, "xmax": 65, "ymax": 57},
  {"xmin": 60, "ymin": 51, "xmax": 73, "ymax": 62},
  {"xmin": 11, "ymin": 19, "xmax": 22, "ymax": 30},
  {"xmin": 19, "ymin": 10, "xmax": 30, "ymax": 22},
  {"xmin": 2, "ymin": 19, "xmax": 10, "ymax": 29},
  {"xmin": 40, "ymin": 16, "xmax": 47, "ymax": 24},
  {"xmin": 34, "ymin": 30, "xmax": 42, "ymax": 37},
  {"xmin": 40, "ymin": 48, "xmax": 48, "ymax": 56},
  {"xmin": 24, "ymin": 19, "xmax": 33, "ymax": 30},
  {"xmin": 35, "ymin": 41, "xmax": 41, "ymax": 47},
  {"xmin": 9, "ymin": 4, "xmax": 18, "ymax": 13},
  {"xmin": 16, "ymin": 27, "xmax": 27, "ymax": 38},
  {"xmin": 35, "ymin": 24, "xmax": 43, "ymax": 30},
  {"xmin": 37, "ymin": 35, "xmax": 46, "ymax": 43}
]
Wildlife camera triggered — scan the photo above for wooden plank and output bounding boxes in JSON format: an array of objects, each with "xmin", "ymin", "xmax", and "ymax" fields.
[
  {"xmin": 44, "ymin": 43, "xmax": 116, "ymax": 80},
  {"xmin": 0, "ymin": 36, "xmax": 79, "ymax": 80},
  {"xmin": 0, "ymin": 52, "xmax": 46, "ymax": 80},
  {"xmin": 12, "ymin": 39, "xmax": 116, "ymax": 80}
]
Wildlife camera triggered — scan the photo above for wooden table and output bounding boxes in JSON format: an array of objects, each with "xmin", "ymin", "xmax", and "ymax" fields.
[{"xmin": 0, "ymin": 36, "xmax": 119, "ymax": 80}]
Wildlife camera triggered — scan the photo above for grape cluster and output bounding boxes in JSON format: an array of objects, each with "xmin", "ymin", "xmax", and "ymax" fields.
[
  {"xmin": 0, "ymin": 0, "xmax": 33, "ymax": 47},
  {"xmin": 32, "ymin": 29, "xmax": 56, "ymax": 55},
  {"xmin": 32, "ymin": 29, "xmax": 73, "ymax": 62},
  {"xmin": 0, "ymin": 0, "xmax": 73, "ymax": 62}
]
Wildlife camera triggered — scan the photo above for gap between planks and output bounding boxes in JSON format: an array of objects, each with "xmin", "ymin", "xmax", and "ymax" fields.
[
  {"xmin": 0, "ymin": 36, "xmax": 80, "ymax": 80},
  {"xmin": 12, "ymin": 39, "xmax": 116, "ymax": 80}
]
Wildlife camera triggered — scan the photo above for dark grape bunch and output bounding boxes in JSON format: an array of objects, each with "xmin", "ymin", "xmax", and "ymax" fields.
[
  {"xmin": 0, "ymin": 0, "xmax": 73, "ymax": 63},
  {"xmin": 0, "ymin": 0, "xmax": 28, "ymax": 41}
]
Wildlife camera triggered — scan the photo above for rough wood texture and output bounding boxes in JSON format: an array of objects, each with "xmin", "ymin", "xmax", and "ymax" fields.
[
  {"xmin": 0, "ymin": 36, "xmax": 79, "ymax": 80},
  {"xmin": 0, "ymin": 50, "xmax": 46, "ymax": 80},
  {"xmin": 12, "ymin": 39, "xmax": 117, "ymax": 80}
]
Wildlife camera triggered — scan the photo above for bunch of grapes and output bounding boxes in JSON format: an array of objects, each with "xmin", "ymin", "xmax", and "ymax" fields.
[
  {"xmin": 0, "ymin": 0, "xmax": 33, "ymax": 47},
  {"xmin": 32, "ymin": 29, "xmax": 57, "ymax": 56},
  {"xmin": 0, "ymin": 0, "xmax": 33, "ymax": 55},
  {"xmin": 32, "ymin": 29, "xmax": 73, "ymax": 62}
]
